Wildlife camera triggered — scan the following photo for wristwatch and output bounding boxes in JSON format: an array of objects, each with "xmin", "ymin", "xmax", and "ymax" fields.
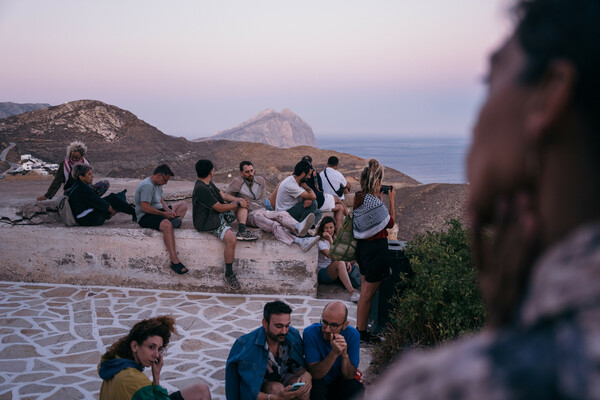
[{"xmin": 237, "ymin": 201, "xmax": 241, "ymax": 208}]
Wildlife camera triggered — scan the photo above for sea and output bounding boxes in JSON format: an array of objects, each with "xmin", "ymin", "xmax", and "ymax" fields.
[{"xmin": 317, "ymin": 136, "xmax": 471, "ymax": 184}]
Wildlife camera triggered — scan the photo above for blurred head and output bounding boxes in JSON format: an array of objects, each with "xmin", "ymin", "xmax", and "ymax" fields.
[
  {"xmin": 195, "ymin": 159, "xmax": 214, "ymax": 179},
  {"xmin": 104, "ymin": 316, "xmax": 176, "ymax": 367},
  {"xmin": 316, "ymin": 216, "xmax": 336, "ymax": 238},
  {"xmin": 73, "ymin": 164, "xmax": 93, "ymax": 183},
  {"xmin": 262, "ymin": 301, "xmax": 292, "ymax": 343},
  {"xmin": 359, "ymin": 159, "xmax": 384, "ymax": 195},
  {"xmin": 239, "ymin": 161, "xmax": 255, "ymax": 181},
  {"xmin": 66, "ymin": 141, "xmax": 87, "ymax": 161},
  {"xmin": 320, "ymin": 302, "xmax": 349, "ymax": 341},
  {"xmin": 468, "ymin": 0, "xmax": 600, "ymax": 328}
]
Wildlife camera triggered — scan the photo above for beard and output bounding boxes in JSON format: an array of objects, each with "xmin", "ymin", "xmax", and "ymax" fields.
[
  {"xmin": 243, "ymin": 176, "xmax": 254, "ymax": 184},
  {"xmin": 267, "ymin": 329, "xmax": 286, "ymax": 343}
]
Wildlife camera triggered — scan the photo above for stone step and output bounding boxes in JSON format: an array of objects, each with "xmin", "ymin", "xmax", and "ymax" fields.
[{"xmin": 0, "ymin": 223, "xmax": 318, "ymax": 296}]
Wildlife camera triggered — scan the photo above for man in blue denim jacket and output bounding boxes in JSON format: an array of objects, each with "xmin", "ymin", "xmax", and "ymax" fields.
[{"xmin": 226, "ymin": 301, "xmax": 312, "ymax": 400}]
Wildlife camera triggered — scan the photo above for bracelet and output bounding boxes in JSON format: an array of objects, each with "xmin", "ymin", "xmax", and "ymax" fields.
[{"xmin": 268, "ymin": 395, "xmax": 272, "ymax": 400}]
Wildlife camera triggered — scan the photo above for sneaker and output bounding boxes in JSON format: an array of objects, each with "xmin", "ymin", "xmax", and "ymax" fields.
[
  {"xmin": 299, "ymin": 236, "xmax": 320, "ymax": 252},
  {"xmin": 236, "ymin": 230, "xmax": 258, "ymax": 241},
  {"xmin": 295, "ymin": 213, "xmax": 315, "ymax": 237},
  {"xmin": 170, "ymin": 217, "xmax": 181, "ymax": 228},
  {"xmin": 223, "ymin": 273, "xmax": 241, "ymax": 290},
  {"xmin": 359, "ymin": 330, "xmax": 382, "ymax": 344},
  {"xmin": 350, "ymin": 291, "xmax": 360, "ymax": 303}
]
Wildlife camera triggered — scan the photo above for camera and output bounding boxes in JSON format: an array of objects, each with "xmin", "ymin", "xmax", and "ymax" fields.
[{"xmin": 380, "ymin": 185, "xmax": 393, "ymax": 194}]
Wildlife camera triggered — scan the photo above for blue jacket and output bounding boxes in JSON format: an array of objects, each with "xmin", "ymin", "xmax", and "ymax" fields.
[{"xmin": 225, "ymin": 326, "xmax": 305, "ymax": 400}]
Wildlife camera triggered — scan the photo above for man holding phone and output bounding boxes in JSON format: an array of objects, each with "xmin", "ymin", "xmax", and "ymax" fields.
[
  {"xmin": 303, "ymin": 302, "xmax": 364, "ymax": 400},
  {"xmin": 225, "ymin": 301, "xmax": 312, "ymax": 400}
]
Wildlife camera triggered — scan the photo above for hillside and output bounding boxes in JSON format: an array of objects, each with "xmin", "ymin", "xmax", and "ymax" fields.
[{"xmin": 0, "ymin": 99, "xmax": 468, "ymax": 239}]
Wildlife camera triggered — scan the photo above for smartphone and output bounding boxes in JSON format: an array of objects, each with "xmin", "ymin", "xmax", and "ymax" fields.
[
  {"xmin": 289, "ymin": 382, "xmax": 305, "ymax": 391},
  {"xmin": 380, "ymin": 184, "xmax": 393, "ymax": 194}
]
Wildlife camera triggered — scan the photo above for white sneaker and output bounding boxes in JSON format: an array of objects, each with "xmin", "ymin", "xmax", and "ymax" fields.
[
  {"xmin": 299, "ymin": 236, "xmax": 319, "ymax": 252},
  {"xmin": 295, "ymin": 213, "xmax": 315, "ymax": 237},
  {"xmin": 350, "ymin": 291, "xmax": 360, "ymax": 303}
]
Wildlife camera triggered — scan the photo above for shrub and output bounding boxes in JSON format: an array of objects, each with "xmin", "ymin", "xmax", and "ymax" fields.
[{"xmin": 372, "ymin": 219, "xmax": 485, "ymax": 372}]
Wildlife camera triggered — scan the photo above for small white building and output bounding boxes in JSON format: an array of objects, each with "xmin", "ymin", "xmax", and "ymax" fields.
[
  {"xmin": 22, "ymin": 161, "xmax": 35, "ymax": 171},
  {"xmin": 20, "ymin": 154, "xmax": 32, "ymax": 161}
]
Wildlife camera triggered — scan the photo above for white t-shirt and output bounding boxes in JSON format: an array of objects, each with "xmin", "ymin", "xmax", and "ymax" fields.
[
  {"xmin": 275, "ymin": 175, "xmax": 306, "ymax": 211},
  {"xmin": 317, "ymin": 239, "xmax": 332, "ymax": 269},
  {"xmin": 320, "ymin": 167, "xmax": 347, "ymax": 200}
]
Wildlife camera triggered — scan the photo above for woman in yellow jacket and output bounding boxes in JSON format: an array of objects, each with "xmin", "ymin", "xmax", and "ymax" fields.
[{"xmin": 98, "ymin": 315, "xmax": 211, "ymax": 400}]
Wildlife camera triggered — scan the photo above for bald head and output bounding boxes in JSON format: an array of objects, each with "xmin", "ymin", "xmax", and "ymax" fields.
[{"xmin": 323, "ymin": 302, "xmax": 348, "ymax": 322}]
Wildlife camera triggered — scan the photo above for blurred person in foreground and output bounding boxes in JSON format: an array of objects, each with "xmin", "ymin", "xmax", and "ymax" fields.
[
  {"xmin": 98, "ymin": 315, "xmax": 211, "ymax": 400},
  {"xmin": 369, "ymin": 0, "xmax": 600, "ymax": 398}
]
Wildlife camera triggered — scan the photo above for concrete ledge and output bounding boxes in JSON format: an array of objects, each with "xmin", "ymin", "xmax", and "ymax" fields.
[{"xmin": 0, "ymin": 224, "xmax": 318, "ymax": 296}]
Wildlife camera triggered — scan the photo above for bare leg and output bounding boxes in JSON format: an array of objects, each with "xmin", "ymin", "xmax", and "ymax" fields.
[
  {"xmin": 178, "ymin": 382, "xmax": 212, "ymax": 400},
  {"xmin": 223, "ymin": 229, "xmax": 237, "ymax": 264},
  {"xmin": 356, "ymin": 276, "xmax": 382, "ymax": 331},
  {"xmin": 326, "ymin": 261, "xmax": 354, "ymax": 294},
  {"xmin": 262, "ymin": 381, "xmax": 285, "ymax": 395},
  {"xmin": 159, "ymin": 219, "xmax": 179, "ymax": 264},
  {"xmin": 332, "ymin": 204, "xmax": 344, "ymax": 233},
  {"xmin": 171, "ymin": 201, "xmax": 188, "ymax": 218}
]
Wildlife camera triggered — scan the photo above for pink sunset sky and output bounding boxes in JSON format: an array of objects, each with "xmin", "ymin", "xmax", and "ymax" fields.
[{"xmin": 0, "ymin": 1, "xmax": 511, "ymax": 140}]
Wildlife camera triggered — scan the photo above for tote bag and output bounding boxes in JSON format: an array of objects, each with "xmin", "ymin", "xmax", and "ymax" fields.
[{"xmin": 328, "ymin": 214, "xmax": 357, "ymax": 261}]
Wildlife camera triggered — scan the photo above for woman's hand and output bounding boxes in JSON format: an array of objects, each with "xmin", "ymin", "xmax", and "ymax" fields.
[
  {"xmin": 151, "ymin": 353, "xmax": 164, "ymax": 386},
  {"xmin": 346, "ymin": 262, "xmax": 352, "ymax": 272}
]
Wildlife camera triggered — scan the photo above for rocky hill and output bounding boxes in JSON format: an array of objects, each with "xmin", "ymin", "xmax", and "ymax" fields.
[
  {"xmin": 196, "ymin": 108, "xmax": 318, "ymax": 148},
  {"xmin": 0, "ymin": 102, "xmax": 51, "ymax": 119},
  {"xmin": 0, "ymin": 99, "xmax": 468, "ymax": 240}
]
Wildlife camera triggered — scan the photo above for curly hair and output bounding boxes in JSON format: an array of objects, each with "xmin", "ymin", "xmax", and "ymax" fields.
[
  {"xmin": 72, "ymin": 164, "xmax": 92, "ymax": 180},
  {"xmin": 316, "ymin": 216, "xmax": 336, "ymax": 239},
  {"xmin": 66, "ymin": 141, "xmax": 87, "ymax": 158},
  {"xmin": 359, "ymin": 159, "xmax": 384, "ymax": 196},
  {"xmin": 104, "ymin": 315, "xmax": 176, "ymax": 360}
]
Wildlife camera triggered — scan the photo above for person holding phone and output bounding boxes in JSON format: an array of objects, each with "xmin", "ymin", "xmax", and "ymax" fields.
[
  {"xmin": 225, "ymin": 301, "xmax": 312, "ymax": 400},
  {"xmin": 98, "ymin": 315, "xmax": 211, "ymax": 400},
  {"xmin": 352, "ymin": 159, "xmax": 395, "ymax": 344},
  {"xmin": 303, "ymin": 302, "xmax": 364, "ymax": 400}
]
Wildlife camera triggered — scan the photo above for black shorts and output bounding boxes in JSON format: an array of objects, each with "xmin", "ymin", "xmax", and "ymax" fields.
[
  {"xmin": 356, "ymin": 238, "xmax": 391, "ymax": 283},
  {"xmin": 169, "ymin": 391, "xmax": 184, "ymax": 400},
  {"xmin": 138, "ymin": 207, "xmax": 171, "ymax": 231}
]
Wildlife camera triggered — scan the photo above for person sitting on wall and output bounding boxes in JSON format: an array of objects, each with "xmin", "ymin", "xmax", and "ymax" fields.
[
  {"xmin": 301, "ymin": 155, "xmax": 348, "ymax": 233},
  {"xmin": 98, "ymin": 315, "xmax": 211, "ymax": 400},
  {"xmin": 226, "ymin": 160, "xmax": 319, "ymax": 252},
  {"xmin": 274, "ymin": 160, "xmax": 319, "ymax": 225},
  {"xmin": 134, "ymin": 164, "xmax": 189, "ymax": 275},
  {"xmin": 192, "ymin": 159, "xmax": 258, "ymax": 291},
  {"xmin": 68, "ymin": 164, "xmax": 136, "ymax": 226},
  {"xmin": 320, "ymin": 156, "xmax": 351, "ymax": 201},
  {"xmin": 303, "ymin": 302, "xmax": 364, "ymax": 400},
  {"xmin": 37, "ymin": 140, "xmax": 109, "ymax": 201}
]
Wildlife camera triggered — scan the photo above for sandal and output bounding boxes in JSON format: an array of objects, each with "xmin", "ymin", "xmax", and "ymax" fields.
[
  {"xmin": 170, "ymin": 262, "xmax": 189, "ymax": 275},
  {"xmin": 223, "ymin": 273, "xmax": 241, "ymax": 290}
]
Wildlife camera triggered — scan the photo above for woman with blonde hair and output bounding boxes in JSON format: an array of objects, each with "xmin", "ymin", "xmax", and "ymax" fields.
[
  {"xmin": 36, "ymin": 140, "xmax": 109, "ymax": 201},
  {"xmin": 352, "ymin": 159, "xmax": 395, "ymax": 343},
  {"xmin": 98, "ymin": 315, "xmax": 211, "ymax": 400}
]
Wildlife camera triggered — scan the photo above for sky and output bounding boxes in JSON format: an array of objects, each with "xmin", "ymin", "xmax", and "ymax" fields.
[{"xmin": 0, "ymin": 1, "xmax": 511, "ymax": 140}]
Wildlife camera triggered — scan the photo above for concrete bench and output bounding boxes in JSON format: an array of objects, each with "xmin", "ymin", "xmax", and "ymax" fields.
[{"xmin": 0, "ymin": 222, "xmax": 318, "ymax": 296}]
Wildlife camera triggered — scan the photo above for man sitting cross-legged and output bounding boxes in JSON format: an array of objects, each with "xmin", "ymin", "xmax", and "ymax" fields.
[
  {"xmin": 303, "ymin": 302, "xmax": 364, "ymax": 400},
  {"xmin": 226, "ymin": 300, "xmax": 312, "ymax": 400},
  {"xmin": 226, "ymin": 161, "xmax": 319, "ymax": 252},
  {"xmin": 192, "ymin": 159, "xmax": 258, "ymax": 291}
]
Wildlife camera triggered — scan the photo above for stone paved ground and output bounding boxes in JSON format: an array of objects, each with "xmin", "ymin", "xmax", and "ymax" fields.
[{"xmin": 0, "ymin": 281, "xmax": 369, "ymax": 400}]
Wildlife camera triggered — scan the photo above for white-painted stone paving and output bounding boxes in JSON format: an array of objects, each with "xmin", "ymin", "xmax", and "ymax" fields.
[{"xmin": 0, "ymin": 281, "xmax": 366, "ymax": 400}]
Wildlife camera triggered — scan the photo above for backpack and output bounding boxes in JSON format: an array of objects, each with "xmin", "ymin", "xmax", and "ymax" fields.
[{"xmin": 57, "ymin": 195, "xmax": 77, "ymax": 226}]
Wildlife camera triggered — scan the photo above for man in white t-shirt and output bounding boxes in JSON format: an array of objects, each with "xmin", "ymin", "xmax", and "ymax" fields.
[
  {"xmin": 275, "ymin": 160, "xmax": 320, "ymax": 225},
  {"xmin": 320, "ymin": 156, "xmax": 350, "ymax": 200}
]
